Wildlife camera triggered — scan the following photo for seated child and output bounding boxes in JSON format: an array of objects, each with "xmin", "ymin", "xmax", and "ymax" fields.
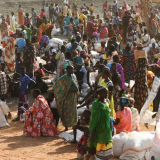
[
  {"xmin": 72, "ymin": 110, "xmax": 91, "ymax": 143},
  {"xmin": 128, "ymin": 98, "xmax": 140, "ymax": 131},
  {"xmin": 114, "ymin": 97, "xmax": 132, "ymax": 134},
  {"xmin": 46, "ymin": 92, "xmax": 59, "ymax": 127},
  {"xmin": 77, "ymin": 127, "xmax": 90, "ymax": 160}
]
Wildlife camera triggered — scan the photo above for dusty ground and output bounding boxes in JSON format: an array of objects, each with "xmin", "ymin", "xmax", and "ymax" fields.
[
  {"xmin": 0, "ymin": 0, "xmax": 153, "ymax": 160},
  {"xmin": 0, "ymin": 87, "xmax": 155, "ymax": 160}
]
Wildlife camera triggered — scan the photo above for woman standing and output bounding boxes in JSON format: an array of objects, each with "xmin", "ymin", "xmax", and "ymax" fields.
[
  {"xmin": 24, "ymin": 89, "xmax": 59, "ymax": 137},
  {"xmin": 121, "ymin": 45, "xmax": 136, "ymax": 84},
  {"xmin": 0, "ymin": 18, "xmax": 8, "ymax": 39},
  {"xmin": 10, "ymin": 12, "xmax": 16, "ymax": 32},
  {"xmin": 23, "ymin": 39, "xmax": 35, "ymax": 75},
  {"xmin": 134, "ymin": 44, "xmax": 148, "ymax": 112},
  {"xmin": 55, "ymin": 45, "xmax": 66, "ymax": 80},
  {"xmin": 54, "ymin": 66, "xmax": 79, "ymax": 131},
  {"xmin": 18, "ymin": 5, "xmax": 24, "ymax": 25},
  {"xmin": 37, "ymin": 18, "xmax": 50, "ymax": 42},
  {"xmin": 89, "ymin": 86, "xmax": 113, "ymax": 160}
]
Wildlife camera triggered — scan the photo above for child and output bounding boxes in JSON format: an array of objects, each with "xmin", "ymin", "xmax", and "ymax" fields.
[
  {"xmin": 24, "ymin": 13, "xmax": 30, "ymax": 26},
  {"xmin": 15, "ymin": 53, "xmax": 23, "ymax": 74},
  {"xmin": 25, "ymin": 24, "xmax": 32, "ymax": 42},
  {"xmin": 74, "ymin": 64, "xmax": 84, "ymax": 92},
  {"xmin": 128, "ymin": 98, "xmax": 140, "ymax": 131},
  {"xmin": 72, "ymin": 110, "xmax": 91, "ymax": 143},
  {"xmin": 114, "ymin": 97, "xmax": 132, "ymax": 134},
  {"xmin": 46, "ymin": 92, "xmax": 59, "ymax": 127},
  {"xmin": 89, "ymin": 4, "xmax": 94, "ymax": 12},
  {"xmin": 77, "ymin": 127, "xmax": 90, "ymax": 160},
  {"xmin": 13, "ymin": 67, "xmax": 36, "ymax": 122}
]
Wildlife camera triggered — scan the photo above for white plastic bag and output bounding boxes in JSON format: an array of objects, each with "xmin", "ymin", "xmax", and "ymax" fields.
[
  {"xmin": 0, "ymin": 100, "xmax": 10, "ymax": 115},
  {"xmin": 0, "ymin": 107, "xmax": 9, "ymax": 128},
  {"xmin": 112, "ymin": 132, "xmax": 128, "ymax": 157}
]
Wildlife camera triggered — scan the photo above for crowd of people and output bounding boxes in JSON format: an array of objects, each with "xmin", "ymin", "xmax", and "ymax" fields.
[{"xmin": 0, "ymin": 0, "xmax": 160, "ymax": 159}]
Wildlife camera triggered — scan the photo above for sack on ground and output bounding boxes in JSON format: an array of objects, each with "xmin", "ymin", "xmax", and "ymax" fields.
[
  {"xmin": 0, "ymin": 107, "xmax": 9, "ymax": 128},
  {"xmin": 123, "ymin": 131, "xmax": 155, "ymax": 152},
  {"xmin": 0, "ymin": 100, "xmax": 10, "ymax": 115},
  {"xmin": 112, "ymin": 132, "xmax": 128, "ymax": 157},
  {"xmin": 120, "ymin": 150, "xmax": 146, "ymax": 160}
]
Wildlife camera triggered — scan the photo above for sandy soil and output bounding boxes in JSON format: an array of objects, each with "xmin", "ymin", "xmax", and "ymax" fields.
[
  {"xmin": 0, "ymin": 0, "xmax": 153, "ymax": 159},
  {"xmin": 0, "ymin": 84, "xmax": 155, "ymax": 160}
]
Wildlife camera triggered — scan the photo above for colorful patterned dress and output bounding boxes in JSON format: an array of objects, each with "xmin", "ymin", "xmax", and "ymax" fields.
[
  {"xmin": 5, "ymin": 37, "xmax": 15, "ymax": 71},
  {"xmin": 0, "ymin": 21, "xmax": 8, "ymax": 39},
  {"xmin": 23, "ymin": 95, "xmax": 59, "ymax": 137},
  {"xmin": 53, "ymin": 74, "xmax": 78, "ymax": 127},
  {"xmin": 121, "ymin": 52, "xmax": 136, "ymax": 83},
  {"xmin": 134, "ymin": 58, "xmax": 148, "ymax": 112}
]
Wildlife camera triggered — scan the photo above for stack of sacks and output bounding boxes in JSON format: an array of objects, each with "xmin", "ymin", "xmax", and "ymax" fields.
[
  {"xmin": 48, "ymin": 38, "xmax": 63, "ymax": 50},
  {"xmin": 112, "ymin": 132, "xmax": 128, "ymax": 158},
  {"xmin": 120, "ymin": 131, "xmax": 155, "ymax": 160},
  {"xmin": 145, "ymin": 122, "xmax": 160, "ymax": 160},
  {"xmin": 81, "ymin": 83, "xmax": 90, "ymax": 97}
]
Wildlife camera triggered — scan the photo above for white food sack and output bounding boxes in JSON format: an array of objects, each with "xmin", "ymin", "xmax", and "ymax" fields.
[
  {"xmin": 120, "ymin": 150, "xmax": 146, "ymax": 160},
  {"xmin": 49, "ymin": 38, "xmax": 63, "ymax": 46},
  {"xmin": 123, "ymin": 132, "xmax": 155, "ymax": 152},
  {"xmin": 0, "ymin": 107, "xmax": 9, "ymax": 128},
  {"xmin": 151, "ymin": 122, "xmax": 160, "ymax": 154},
  {"xmin": 59, "ymin": 129, "xmax": 83, "ymax": 142},
  {"xmin": 0, "ymin": 100, "xmax": 10, "ymax": 115},
  {"xmin": 112, "ymin": 132, "xmax": 128, "ymax": 157}
]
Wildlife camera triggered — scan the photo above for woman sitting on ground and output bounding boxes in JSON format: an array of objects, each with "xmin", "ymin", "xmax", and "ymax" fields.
[{"xmin": 23, "ymin": 89, "xmax": 59, "ymax": 137}]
